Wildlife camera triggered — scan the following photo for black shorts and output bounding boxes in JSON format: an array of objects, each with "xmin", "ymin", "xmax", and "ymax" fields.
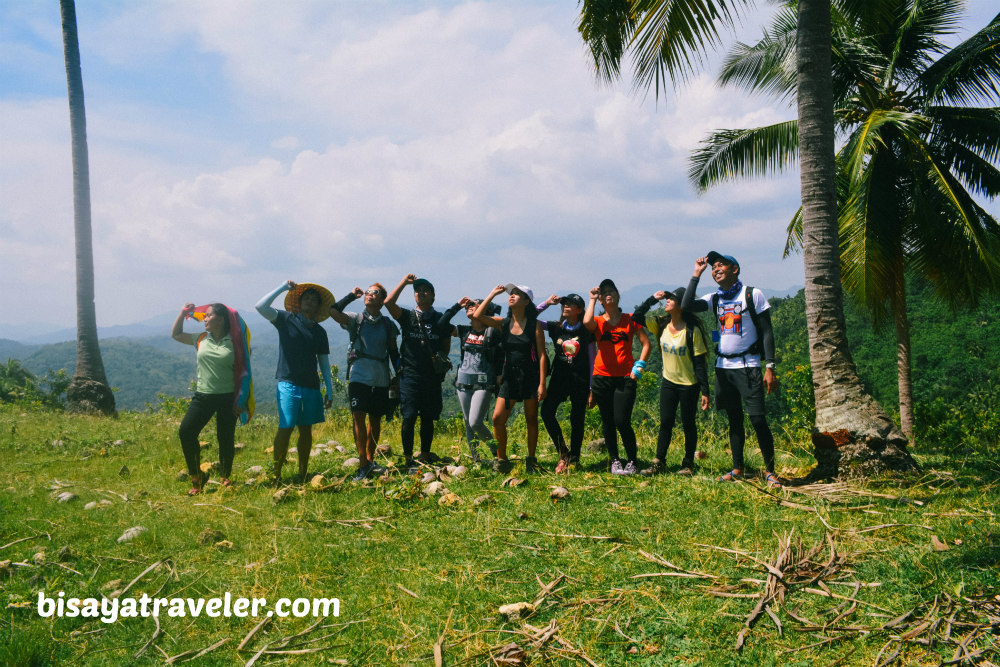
[
  {"xmin": 348, "ymin": 382, "xmax": 390, "ymax": 418},
  {"xmin": 399, "ymin": 373, "xmax": 443, "ymax": 421},
  {"xmin": 498, "ymin": 365, "xmax": 541, "ymax": 402},
  {"xmin": 714, "ymin": 366, "xmax": 766, "ymax": 417}
]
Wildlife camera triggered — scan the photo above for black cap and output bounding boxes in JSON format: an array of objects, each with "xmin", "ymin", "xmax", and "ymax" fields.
[
  {"xmin": 598, "ymin": 278, "xmax": 618, "ymax": 295},
  {"xmin": 412, "ymin": 278, "xmax": 434, "ymax": 293},
  {"xmin": 706, "ymin": 251, "xmax": 739, "ymax": 271},
  {"xmin": 559, "ymin": 293, "xmax": 585, "ymax": 309}
]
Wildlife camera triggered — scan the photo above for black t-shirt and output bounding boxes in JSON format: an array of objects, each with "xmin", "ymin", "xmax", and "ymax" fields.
[
  {"xmin": 272, "ymin": 311, "xmax": 330, "ymax": 389},
  {"xmin": 394, "ymin": 307, "xmax": 454, "ymax": 377},
  {"xmin": 545, "ymin": 320, "xmax": 593, "ymax": 384}
]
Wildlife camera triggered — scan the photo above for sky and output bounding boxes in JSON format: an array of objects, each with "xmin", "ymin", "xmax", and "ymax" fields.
[{"xmin": 1, "ymin": 1, "xmax": 996, "ymax": 332}]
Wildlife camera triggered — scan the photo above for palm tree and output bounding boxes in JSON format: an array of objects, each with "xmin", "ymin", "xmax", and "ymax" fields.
[
  {"xmin": 689, "ymin": 1, "xmax": 1000, "ymax": 440},
  {"xmin": 59, "ymin": 0, "xmax": 115, "ymax": 415},
  {"xmin": 579, "ymin": 0, "xmax": 915, "ymax": 475}
]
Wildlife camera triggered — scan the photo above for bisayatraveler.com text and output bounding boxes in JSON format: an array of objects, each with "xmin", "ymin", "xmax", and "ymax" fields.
[{"xmin": 37, "ymin": 591, "xmax": 340, "ymax": 624}]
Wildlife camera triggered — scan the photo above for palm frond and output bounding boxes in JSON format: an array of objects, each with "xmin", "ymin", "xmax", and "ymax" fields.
[
  {"xmin": 905, "ymin": 148, "xmax": 1000, "ymax": 303},
  {"xmin": 688, "ymin": 120, "xmax": 799, "ymax": 191},
  {"xmin": 578, "ymin": 0, "xmax": 637, "ymax": 85},
  {"xmin": 838, "ymin": 150, "xmax": 905, "ymax": 324},
  {"xmin": 926, "ymin": 105, "xmax": 1000, "ymax": 163},
  {"xmin": 718, "ymin": 5, "xmax": 797, "ymax": 101},
  {"xmin": 920, "ymin": 10, "xmax": 1000, "ymax": 105},
  {"xmin": 887, "ymin": 0, "xmax": 963, "ymax": 87},
  {"xmin": 839, "ymin": 109, "xmax": 931, "ymax": 185},
  {"xmin": 628, "ymin": 0, "xmax": 754, "ymax": 95},
  {"xmin": 783, "ymin": 206, "xmax": 803, "ymax": 257}
]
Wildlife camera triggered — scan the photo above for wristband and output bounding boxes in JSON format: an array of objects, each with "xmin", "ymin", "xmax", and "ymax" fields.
[{"xmin": 631, "ymin": 360, "xmax": 646, "ymax": 378}]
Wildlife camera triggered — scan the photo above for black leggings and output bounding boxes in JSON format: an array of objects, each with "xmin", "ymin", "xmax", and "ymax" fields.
[
  {"xmin": 591, "ymin": 375, "xmax": 637, "ymax": 463},
  {"xmin": 179, "ymin": 392, "xmax": 237, "ymax": 478},
  {"xmin": 540, "ymin": 371, "xmax": 589, "ymax": 461},
  {"xmin": 657, "ymin": 379, "xmax": 699, "ymax": 466},
  {"xmin": 401, "ymin": 416, "xmax": 435, "ymax": 460},
  {"xmin": 725, "ymin": 405, "xmax": 776, "ymax": 473}
]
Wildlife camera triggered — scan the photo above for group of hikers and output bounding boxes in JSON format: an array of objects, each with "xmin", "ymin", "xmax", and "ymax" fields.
[{"xmin": 171, "ymin": 251, "xmax": 783, "ymax": 495}]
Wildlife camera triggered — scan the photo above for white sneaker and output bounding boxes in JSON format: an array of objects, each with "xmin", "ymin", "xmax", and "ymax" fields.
[
  {"xmin": 610, "ymin": 459, "xmax": 624, "ymax": 475},
  {"xmin": 622, "ymin": 460, "xmax": 638, "ymax": 475}
]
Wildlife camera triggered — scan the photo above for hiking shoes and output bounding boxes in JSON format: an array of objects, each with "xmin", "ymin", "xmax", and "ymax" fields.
[
  {"xmin": 677, "ymin": 467, "xmax": 694, "ymax": 476},
  {"xmin": 493, "ymin": 458, "xmax": 513, "ymax": 474},
  {"xmin": 640, "ymin": 458, "xmax": 664, "ymax": 476},
  {"xmin": 610, "ymin": 459, "xmax": 624, "ymax": 475},
  {"xmin": 352, "ymin": 464, "xmax": 371, "ymax": 482},
  {"xmin": 525, "ymin": 457, "xmax": 540, "ymax": 474},
  {"xmin": 369, "ymin": 462, "xmax": 387, "ymax": 477},
  {"xmin": 621, "ymin": 460, "xmax": 638, "ymax": 475}
]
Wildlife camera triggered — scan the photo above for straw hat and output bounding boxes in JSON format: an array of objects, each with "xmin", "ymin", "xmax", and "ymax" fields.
[{"xmin": 284, "ymin": 283, "xmax": 335, "ymax": 322}]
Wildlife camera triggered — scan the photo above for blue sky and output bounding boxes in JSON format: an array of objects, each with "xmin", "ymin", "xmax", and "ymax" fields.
[{"xmin": 1, "ymin": 1, "xmax": 996, "ymax": 330}]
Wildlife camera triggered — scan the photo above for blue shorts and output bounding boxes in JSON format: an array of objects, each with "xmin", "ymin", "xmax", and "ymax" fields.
[{"xmin": 277, "ymin": 381, "xmax": 325, "ymax": 429}]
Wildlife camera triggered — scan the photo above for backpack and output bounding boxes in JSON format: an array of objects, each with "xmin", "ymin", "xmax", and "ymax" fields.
[
  {"xmin": 347, "ymin": 313, "xmax": 399, "ymax": 377},
  {"xmin": 710, "ymin": 285, "xmax": 761, "ymax": 358}
]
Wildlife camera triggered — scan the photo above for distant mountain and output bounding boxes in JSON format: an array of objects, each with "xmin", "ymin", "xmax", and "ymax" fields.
[{"xmin": 0, "ymin": 339, "xmax": 41, "ymax": 362}]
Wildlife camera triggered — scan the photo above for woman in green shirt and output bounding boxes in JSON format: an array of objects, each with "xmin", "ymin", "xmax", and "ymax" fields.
[{"xmin": 172, "ymin": 302, "xmax": 238, "ymax": 494}]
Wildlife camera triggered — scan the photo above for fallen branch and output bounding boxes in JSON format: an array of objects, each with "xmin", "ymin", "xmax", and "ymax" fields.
[
  {"xmin": 0, "ymin": 534, "xmax": 50, "ymax": 550},
  {"xmin": 848, "ymin": 523, "xmax": 933, "ymax": 534},
  {"xmin": 236, "ymin": 616, "xmax": 271, "ymax": 651},
  {"xmin": 397, "ymin": 583, "xmax": 419, "ymax": 599},
  {"xmin": 182, "ymin": 637, "xmax": 229, "ymax": 663},
  {"xmin": 119, "ymin": 560, "xmax": 162, "ymax": 597},
  {"xmin": 499, "ymin": 527, "xmax": 620, "ymax": 541},
  {"xmin": 192, "ymin": 503, "xmax": 243, "ymax": 516}
]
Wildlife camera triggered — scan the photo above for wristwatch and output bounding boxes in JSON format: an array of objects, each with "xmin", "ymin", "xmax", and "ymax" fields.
[{"xmin": 765, "ymin": 362, "xmax": 776, "ymax": 370}]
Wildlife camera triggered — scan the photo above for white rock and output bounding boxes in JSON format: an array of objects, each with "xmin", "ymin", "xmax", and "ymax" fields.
[
  {"xmin": 423, "ymin": 481, "xmax": 448, "ymax": 496},
  {"xmin": 117, "ymin": 526, "xmax": 147, "ymax": 543},
  {"xmin": 55, "ymin": 492, "xmax": 77, "ymax": 504},
  {"xmin": 51, "ymin": 440, "xmax": 64, "ymax": 448},
  {"xmin": 343, "ymin": 457, "xmax": 360, "ymax": 469},
  {"xmin": 83, "ymin": 500, "xmax": 112, "ymax": 510},
  {"xmin": 550, "ymin": 486, "xmax": 571, "ymax": 500},
  {"xmin": 498, "ymin": 602, "xmax": 535, "ymax": 620},
  {"xmin": 449, "ymin": 466, "xmax": 468, "ymax": 479},
  {"xmin": 421, "ymin": 472, "xmax": 438, "ymax": 484},
  {"xmin": 335, "ymin": 445, "xmax": 346, "ymax": 454},
  {"xmin": 113, "ymin": 439, "xmax": 125, "ymax": 446},
  {"xmin": 245, "ymin": 465, "xmax": 264, "ymax": 476},
  {"xmin": 288, "ymin": 447, "xmax": 297, "ymax": 455}
]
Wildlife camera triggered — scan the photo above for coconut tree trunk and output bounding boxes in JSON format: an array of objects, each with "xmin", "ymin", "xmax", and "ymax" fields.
[
  {"xmin": 890, "ymin": 271, "xmax": 914, "ymax": 440},
  {"xmin": 796, "ymin": 0, "xmax": 914, "ymax": 476},
  {"xmin": 60, "ymin": 0, "xmax": 115, "ymax": 415}
]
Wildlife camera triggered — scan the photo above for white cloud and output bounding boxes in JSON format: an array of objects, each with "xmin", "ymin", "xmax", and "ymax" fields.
[{"xmin": 0, "ymin": 1, "xmax": 805, "ymax": 332}]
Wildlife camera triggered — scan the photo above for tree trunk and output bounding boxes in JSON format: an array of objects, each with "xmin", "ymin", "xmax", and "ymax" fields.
[
  {"xmin": 60, "ymin": 0, "xmax": 115, "ymax": 416},
  {"xmin": 890, "ymin": 273, "xmax": 914, "ymax": 440},
  {"xmin": 795, "ymin": 0, "xmax": 914, "ymax": 477}
]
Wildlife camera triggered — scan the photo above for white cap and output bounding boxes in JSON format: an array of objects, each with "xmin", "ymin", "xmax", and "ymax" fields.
[{"xmin": 504, "ymin": 283, "xmax": 534, "ymax": 303}]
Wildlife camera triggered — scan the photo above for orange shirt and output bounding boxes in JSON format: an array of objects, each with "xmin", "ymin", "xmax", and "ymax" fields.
[{"xmin": 592, "ymin": 313, "xmax": 640, "ymax": 377}]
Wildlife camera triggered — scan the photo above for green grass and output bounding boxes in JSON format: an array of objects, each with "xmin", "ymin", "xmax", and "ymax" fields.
[{"xmin": 0, "ymin": 403, "xmax": 997, "ymax": 666}]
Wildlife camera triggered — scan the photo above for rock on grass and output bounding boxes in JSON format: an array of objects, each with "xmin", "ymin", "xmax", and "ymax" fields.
[{"xmin": 117, "ymin": 526, "xmax": 147, "ymax": 543}]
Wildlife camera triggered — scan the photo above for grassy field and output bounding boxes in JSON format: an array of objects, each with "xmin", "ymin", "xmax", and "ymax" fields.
[{"xmin": 0, "ymin": 403, "xmax": 997, "ymax": 666}]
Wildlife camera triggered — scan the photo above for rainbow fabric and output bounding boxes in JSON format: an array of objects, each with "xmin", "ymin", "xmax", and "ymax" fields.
[{"xmin": 191, "ymin": 305, "xmax": 255, "ymax": 424}]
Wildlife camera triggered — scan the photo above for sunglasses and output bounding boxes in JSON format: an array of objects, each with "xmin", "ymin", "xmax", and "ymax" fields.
[{"xmin": 365, "ymin": 289, "xmax": 382, "ymax": 296}]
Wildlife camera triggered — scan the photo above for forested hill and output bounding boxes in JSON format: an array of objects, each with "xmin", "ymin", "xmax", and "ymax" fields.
[{"xmin": 768, "ymin": 280, "xmax": 1000, "ymax": 415}]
